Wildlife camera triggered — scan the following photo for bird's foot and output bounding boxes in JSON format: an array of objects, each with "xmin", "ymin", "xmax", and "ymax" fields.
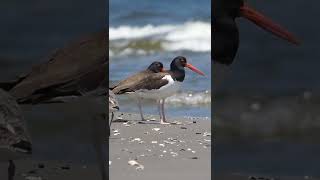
[{"xmin": 160, "ymin": 120, "xmax": 171, "ymax": 125}]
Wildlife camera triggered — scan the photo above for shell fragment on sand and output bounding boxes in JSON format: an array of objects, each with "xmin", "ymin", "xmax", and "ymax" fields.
[{"xmin": 128, "ymin": 160, "xmax": 144, "ymax": 170}]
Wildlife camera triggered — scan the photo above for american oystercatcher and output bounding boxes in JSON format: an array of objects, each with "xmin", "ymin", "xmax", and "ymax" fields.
[
  {"xmin": 111, "ymin": 61, "xmax": 164, "ymax": 121},
  {"xmin": 0, "ymin": 89, "xmax": 32, "ymax": 180},
  {"xmin": 213, "ymin": 0, "xmax": 300, "ymax": 65},
  {"xmin": 0, "ymin": 30, "xmax": 108, "ymax": 180},
  {"xmin": 113, "ymin": 56, "xmax": 205, "ymax": 124},
  {"xmin": 0, "ymin": 29, "xmax": 107, "ymax": 104}
]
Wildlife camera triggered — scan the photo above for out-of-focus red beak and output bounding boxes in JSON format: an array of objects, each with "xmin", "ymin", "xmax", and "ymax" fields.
[
  {"xmin": 160, "ymin": 67, "xmax": 165, "ymax": 72},
  {"xmin": 240, "ymin": 4, "xmax": 300, "ymax": 45},
  {"xmin": 185, "ymin": 63, "xmax": 205, "ymax": 76}
]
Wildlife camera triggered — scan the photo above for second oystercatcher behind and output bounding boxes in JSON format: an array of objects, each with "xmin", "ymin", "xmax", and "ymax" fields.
[
  {"xmin": 111, "ymin": 61, "xmax": 164, "ymax": 121},
  {"xmin": 114, "ymin": 56, "xmax": 205, "ymax": 124}
]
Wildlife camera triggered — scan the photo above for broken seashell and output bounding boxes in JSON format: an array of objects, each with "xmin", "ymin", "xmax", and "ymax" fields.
[
  {"xmin": 128, "ymin": 160, "xmax": 144, "ymax": 170},
  {"xmin": 170, "ymin": 152, "xmax": 178, "ymax": 157}
]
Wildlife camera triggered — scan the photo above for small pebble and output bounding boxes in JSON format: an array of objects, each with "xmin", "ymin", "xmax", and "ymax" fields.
[
  {"xmin": 61, "ymin": 165, "xmax": 70, "ymax": 170},
  {"xmin": 27, "ymin": 170, "xmax": 37, "ymax": 174}
]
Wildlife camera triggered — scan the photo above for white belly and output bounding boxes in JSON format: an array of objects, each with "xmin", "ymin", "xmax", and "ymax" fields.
[{"xmin": 135, "ymin": 75, "xmax": 181, "ymax": 100}]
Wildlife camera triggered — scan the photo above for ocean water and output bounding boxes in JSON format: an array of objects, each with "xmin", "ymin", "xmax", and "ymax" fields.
[{"xmin": 109, "ymin": 0, "xmax": 211, "ymax": 118}]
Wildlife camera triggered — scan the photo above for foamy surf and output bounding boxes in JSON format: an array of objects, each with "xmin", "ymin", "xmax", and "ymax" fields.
[
  {"xmin": 166, "ymin": 91, "xmax": 211, "ymax": 105},
  {"xmin": 111, "ymin": 90, "xmax": 211, "ymax": 106},
  {"xmin": 109, "ymin": 21, "xmax": 211, "ymax": 57}
]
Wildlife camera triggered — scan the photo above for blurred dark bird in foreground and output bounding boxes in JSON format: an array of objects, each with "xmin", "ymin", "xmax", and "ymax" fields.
[
  {"xmin": 0, "ymin": 29, "xmax": 108, "ymax": 180},
  {"xmin": 0, "ymin": 89, "xmax": 32, "ymax": 180},
  {"xmin": 213, "ymin": 0, "xmax": 300, "ymax": 65},
  {"xmin": 0, "ymin": 29, "xmax": 107, "ymax": 104}
]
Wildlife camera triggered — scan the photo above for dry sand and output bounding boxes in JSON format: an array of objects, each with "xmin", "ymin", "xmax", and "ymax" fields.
[
  {"xmin": 215, "ymin": 173, "xmax": 320, "ymax": 180},
  {"xmin": 0, "ymin": 112, "xmax": 211, "ymax": 180},
  {"xmin": 109, "ymin": 113, "xmax": 211, "ymax": 180}
]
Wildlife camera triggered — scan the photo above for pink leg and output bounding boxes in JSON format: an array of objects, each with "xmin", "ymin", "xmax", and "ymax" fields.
[{"xmin": 160, "ymin": 98, "xmax": 170, "ymax": 124}]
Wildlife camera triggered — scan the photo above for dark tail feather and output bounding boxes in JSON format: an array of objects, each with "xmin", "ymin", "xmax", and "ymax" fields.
[
  {"xmin": 0, "ymin": 75, "xmax": 27, "ymax": 91},
  {"xmin": 0, "ymin": 81, "xmax": 17, "ymax": 91},
  {"xmin": 11, "ymin": 140, "xmax": 32, "ymax": 154}
]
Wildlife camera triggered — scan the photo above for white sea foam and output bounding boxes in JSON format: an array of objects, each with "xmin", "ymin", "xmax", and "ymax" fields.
[
  {"xmin": 166, "ymin": 91, "xmax": 211, "ymax": 105},
  {"xmin": 109, "ymin": 21, "xmax": 211, "ymax": 55},
  {"xmin": 109, "ymin": 24, "xmax": 175, "ymax": 40}
]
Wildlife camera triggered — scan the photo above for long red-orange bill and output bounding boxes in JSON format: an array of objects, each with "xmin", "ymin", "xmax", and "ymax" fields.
[
  {"xmin": 186, "ymin": 63, "xmax": 205, "ymax": 76},
  {"xmin": 240, "ymin": 4, "xmax": 300, "ymax": 45}
]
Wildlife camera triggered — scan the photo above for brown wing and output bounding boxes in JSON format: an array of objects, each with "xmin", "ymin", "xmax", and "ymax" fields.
[
  {"xmin": 111, "ymin": 70, "xmax": 150, "ymax": 94},
  {"xmin": 9, "ymin": 29, "xmax": 107, "ymax": 102},
  {"xmin": 115, "ymin": 73, "xmax": 169, "ymax": 94}
]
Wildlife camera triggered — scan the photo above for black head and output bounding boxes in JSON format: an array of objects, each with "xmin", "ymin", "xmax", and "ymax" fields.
[
  {"xmin": 213, "ymin": 0, "xmax": 243, "ymax": 65},
  {"xmin": 170, "ymin": 56, "xmax": 187, "ymax": 70},
  {"xmin": 170, "ymin": 56, "xmax": 205, "ymax": 75},
  {"xmin": 213, "ymin": 0, "xmax": 300, "ymax": 65},
  {"xmin": 214, "ymin": 0, "xmax": 243, "ymax": 19},
  {"xmin": 147, "ymin": 61, "xmax": 164, "ymax": 73}
]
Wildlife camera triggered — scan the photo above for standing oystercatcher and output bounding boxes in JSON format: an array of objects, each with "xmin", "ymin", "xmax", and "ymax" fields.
[
  {"xmin": 111, "ymin": 61, "xmax": 164, "ymax": 121},
  {"xmin": 213, "ymin": 0, "xmax": 300, "ymax": 65},
  {"xmin": 113, "ymin": 56, "xmax": 205, "ymax": 124}
]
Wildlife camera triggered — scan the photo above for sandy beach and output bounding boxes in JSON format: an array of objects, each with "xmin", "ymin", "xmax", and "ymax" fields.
[
  {"xmin": 215, "ymin": 173, "xmax": 320, "ymax": 180},
  {"xmin": 0, "ymin": 112, "xmax": 211, "ymax": 180},
  {"xmin": 109, "ymin": 113, "xmax": 211, "ymax": 180}
]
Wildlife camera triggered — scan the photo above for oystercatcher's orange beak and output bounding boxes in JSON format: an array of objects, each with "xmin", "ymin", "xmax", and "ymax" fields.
[
  {"xmin": 240, "ymin": 4, "xmax": 300, "ymax": 45},
  {"xmin": 186, "ymin": 63, "xmax": 205, "ymax": 76}
]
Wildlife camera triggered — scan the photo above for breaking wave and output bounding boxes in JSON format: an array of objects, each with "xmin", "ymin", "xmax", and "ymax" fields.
[
  {"xmin": 113, "ymin": 90, "xmax": 211, "ymax": 106},
  {"xmin": 166, "ymin": 91, "xmax": 211, "ymax": 105},
  {"xmin": 109, "ymin": 21, "xmax": 211, "ymax": 57}
]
